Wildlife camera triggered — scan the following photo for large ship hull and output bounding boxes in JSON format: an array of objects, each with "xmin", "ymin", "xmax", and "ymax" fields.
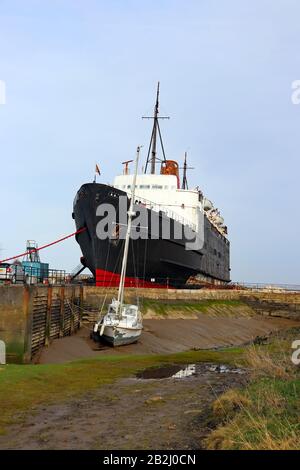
[{"xmin": 73, "ymin": 183, "xmax": 230, "ymax": 287}]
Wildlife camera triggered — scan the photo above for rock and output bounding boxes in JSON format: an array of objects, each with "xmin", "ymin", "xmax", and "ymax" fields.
[
  {"xmin": 145, "ymin": 395, "xmax": 163, "ymax": 405},
  {"xmin": 168, "ymin": 424, "xmax": 176, "ymax": 430},
  {"xmin": 184, "ymin": 409, "xmax": 202, "ymax": 415}
]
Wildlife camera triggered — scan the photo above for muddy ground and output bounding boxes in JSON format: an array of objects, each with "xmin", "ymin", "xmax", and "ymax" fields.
[
  {"xmin": 1, "ymin": 314, "xmax": 298, "ymax": 449},
  {"xmin": 39, "ymin": 315, "xmax": 298, "ymax": 364},
  {"xmin": 0, "ymin": 363, "xmax": 248, "ymax": 450}
]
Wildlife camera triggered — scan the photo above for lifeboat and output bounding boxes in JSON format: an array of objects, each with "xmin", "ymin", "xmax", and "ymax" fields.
[{"xmin": 203, "ymin": 198, "xmax": 213, "ymax": 211}]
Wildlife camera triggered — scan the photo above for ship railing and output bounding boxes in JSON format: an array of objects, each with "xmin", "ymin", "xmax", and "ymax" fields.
[
  {"xmin": 128, "ymin": 194, "xmax": 197, "ymax": 232},
  {"xmin": 6, "ymin": 265, "xmax": 86, "ymax": 286},
  {"xmin": 21, "ymin": 266, "xmax": 68, "ymax": 285},
  {"xmin": 230, "ymin": 282, "xmax": 300, "ymax": 292}
]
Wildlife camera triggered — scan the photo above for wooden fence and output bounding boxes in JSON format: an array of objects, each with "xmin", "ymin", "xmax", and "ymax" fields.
[{"xmin": 0, "ymin": 285, "xmax": 83, "ymax": 363}]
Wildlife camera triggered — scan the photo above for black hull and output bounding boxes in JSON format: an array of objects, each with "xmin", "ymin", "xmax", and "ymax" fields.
[{"xmin": 73, "ymin": 183, "xmax": 230, "ymax": 287}]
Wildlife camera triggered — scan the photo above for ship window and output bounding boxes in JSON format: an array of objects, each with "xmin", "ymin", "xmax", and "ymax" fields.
[
  {"xmin": 123, "ymin": 306, "xmax": 136, "ymax": 316},
  {"xmin": 171, "ymin": 185, "xmax": 176, "ymax": 190},
  {"xmin": 164, "ymin": 185, "xmax": 168, "ymax": 190},
  {"xmin": 152, "ymin": 184, "xmax": 163, "ymax": 189},
  {"xmin": 139, "ymin": 184, "xmax": 150, "ymax": 189},
  {"xmin": 127, "ymin": 185, "xmax": 131, "ymax": 189},
  {"xmin": 122, "ymin": 185, "xmax": 126, "ymax": 189}
]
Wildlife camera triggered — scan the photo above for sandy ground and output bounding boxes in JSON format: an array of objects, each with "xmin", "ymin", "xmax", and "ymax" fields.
[{"xmin": 38, "ymin": 315, "xmax": 299, "ymax": 364}]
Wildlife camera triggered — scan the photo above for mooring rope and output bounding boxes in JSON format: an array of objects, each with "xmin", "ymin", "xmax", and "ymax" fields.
[{"xmin": 0, "ymin": 227, "xmax": 87, "ymax": 264}]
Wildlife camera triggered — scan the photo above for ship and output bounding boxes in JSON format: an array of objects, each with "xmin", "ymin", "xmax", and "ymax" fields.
[{"xmin": 73, "ymin": 83, "xmax": 230, "ymax": 288}]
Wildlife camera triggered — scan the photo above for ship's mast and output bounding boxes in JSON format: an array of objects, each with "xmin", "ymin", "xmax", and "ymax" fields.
[
  {"xmin": 143, "ymin": 82, "xmax": 169, "ymax": 174},
  {"xmin": 181, "ymin": 152, "xmax": 194, "ymax": 190},
  {"xmin": 116, "ymin": 146, "xmax": 141, "ymax": 315},
  {"xmin": 150, "ymin": 84, "xmax": 159, "ymax": 174}
]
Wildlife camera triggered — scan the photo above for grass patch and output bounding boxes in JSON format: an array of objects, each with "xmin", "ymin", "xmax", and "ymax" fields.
[
  {"xmin": 142, "ymin": 299, "xmax": 247, "ymax": 316},
  {"xmin": 0, "ymin": 347, "xmax": 242, "ymax": 435},
  {"xmin": 205, "ymin": 328, "xmax": 300, "ymax": 450}
]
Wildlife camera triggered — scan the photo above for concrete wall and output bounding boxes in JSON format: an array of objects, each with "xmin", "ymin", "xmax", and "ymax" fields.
[
  {"xmin": 82, "ymin": 286, "xmax": 300, "ymax": 320},
  {"xmin": 83, "ymin": 285, "xmax": 300, "ymax": 302},
  {"xmin": 0, "ymin": 286, "xmax": 30, "ymax": 363},
  {"xmin": 0, "ymin": 285, "xmax": 83, "ymax": 364}
]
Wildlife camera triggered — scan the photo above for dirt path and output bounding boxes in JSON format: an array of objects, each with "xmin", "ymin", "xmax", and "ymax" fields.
[
  {"xmin": 38, "ymin": 315, "xmax": 299, "ymax": 364},
  {"xmin": 0, "ymin": 363, "xmax": 248, "ymax": 450}
]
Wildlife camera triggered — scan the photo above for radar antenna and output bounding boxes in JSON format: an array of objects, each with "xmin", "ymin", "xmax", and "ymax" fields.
[{"xmin": 180, "ymin": 152, "xmax": 194, "ymax": 190}]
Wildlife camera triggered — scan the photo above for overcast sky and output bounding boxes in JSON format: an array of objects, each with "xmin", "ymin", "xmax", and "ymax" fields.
[{"xmin": 0, "ymin": 0, "xmax": 299, "ymax": 284}]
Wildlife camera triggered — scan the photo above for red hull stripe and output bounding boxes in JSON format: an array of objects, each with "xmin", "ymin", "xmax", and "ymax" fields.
[{"xmin": 95, "ymin": 268, "xmax": 167, "ymax": 289}]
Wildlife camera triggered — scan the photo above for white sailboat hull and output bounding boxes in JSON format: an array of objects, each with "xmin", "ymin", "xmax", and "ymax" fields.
[{"xmin": 101, "ymin": 325, "xmax": 142, "ymax": 347}]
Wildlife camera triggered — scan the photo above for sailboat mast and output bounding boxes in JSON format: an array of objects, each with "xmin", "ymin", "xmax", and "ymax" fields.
[{"xmin": 117, "ymin": 146, "xmax": 141, "ymax": 312}]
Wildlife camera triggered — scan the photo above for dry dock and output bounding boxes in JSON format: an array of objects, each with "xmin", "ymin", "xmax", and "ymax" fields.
[
  {"xmin": 39, "ymin": 315, "xmax": 298, "ymax": 364},
  {"xmin": 1, "ymin": 285, "xmax": 300, "ymax": 363}
]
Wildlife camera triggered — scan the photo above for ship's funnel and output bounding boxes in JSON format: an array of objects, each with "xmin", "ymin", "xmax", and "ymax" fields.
[{"xmin": 160, "ymin": 160, "xmax": 180, "ymax": 188}]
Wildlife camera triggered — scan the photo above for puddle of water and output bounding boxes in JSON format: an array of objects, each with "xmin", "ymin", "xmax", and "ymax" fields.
[
  {"xmin": 137, "ymin": 363, "xmax": 245, "ymax": 380},
  {"xmin": 206, "ymin": 364, "xmax": 245, "ymax": 374},
  {"xmin": 172, "ymin": 364, "xmax": 196, "ymax": 378},
  {"xmin": 136, "ymin": 365, "xmax": 184, "ymax": 380}
]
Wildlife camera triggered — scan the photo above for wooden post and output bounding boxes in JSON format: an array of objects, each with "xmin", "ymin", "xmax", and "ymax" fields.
[
  {"xmin": 45, "ymin": 286, "xmax": 52, "ymax": 346},
  {"xmin": 79, "ymin": 285, "xmax": 83, "ymax": 328},
  {"xmin": 70, "ymin": 286, "xmax": 75, "ymax": 334},
  {"xmin": 59, "ymin": 286, "xmax": 65, "ymax": 338},
  {"xmin": 23, "ymin": 285, "xmax": 33, "ymax": 363}
]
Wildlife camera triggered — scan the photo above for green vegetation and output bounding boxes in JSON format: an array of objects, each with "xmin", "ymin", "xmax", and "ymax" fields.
[
  {"xmin": 142, "ymin": 298, "xmax": 247, "ymax": 316},
  {"xmin": 205, "ymin": 328, "xmax": 300, "ymax": 450},
  {"xmin": 0, "ymin": 347, "xmax": 242, "ymax": 435}
]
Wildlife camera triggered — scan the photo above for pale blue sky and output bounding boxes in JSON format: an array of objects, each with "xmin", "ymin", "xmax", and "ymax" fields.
[{"xmin": 0, "ymin": 0, "xmax": 299, "ymax": 283}]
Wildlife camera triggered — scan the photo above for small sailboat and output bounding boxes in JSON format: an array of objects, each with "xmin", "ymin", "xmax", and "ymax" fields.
[{"xmin": 92, "ymin": 147, "xmax": 143, "ymax": 346}]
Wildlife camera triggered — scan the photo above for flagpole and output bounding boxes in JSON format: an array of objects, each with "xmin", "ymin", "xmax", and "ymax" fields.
[{"xmin": 94, "ymin": 163, "xmax": 100, "ymax": 183}]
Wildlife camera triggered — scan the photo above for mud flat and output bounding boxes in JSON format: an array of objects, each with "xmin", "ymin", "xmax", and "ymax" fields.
[{"xmin": 38, "ymin": 314, "xmax": 299, "ymax": 364}]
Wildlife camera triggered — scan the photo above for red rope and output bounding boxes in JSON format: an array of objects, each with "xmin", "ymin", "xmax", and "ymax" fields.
[{"xmin": 0, "ymin": 227, "xmax": 86, "ymax": 264}]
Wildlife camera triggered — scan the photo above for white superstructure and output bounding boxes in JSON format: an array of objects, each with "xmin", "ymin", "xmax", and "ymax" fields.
[
  {"xmin": 111, "ymin": 82, "xmax": 227, "ymax": 238},
  {"xmin": 113, "ymin": 173, "xmax": 200, "ymax": 231},
  {"xmin": 113, "ymin": 172, "xmax": 227, "ymax": 237}
]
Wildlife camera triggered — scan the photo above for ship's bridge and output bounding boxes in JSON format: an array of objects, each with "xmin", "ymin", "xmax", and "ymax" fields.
[{"xmin": 113, "ymin": 173, "xmax": 200, "ymax": 230}]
